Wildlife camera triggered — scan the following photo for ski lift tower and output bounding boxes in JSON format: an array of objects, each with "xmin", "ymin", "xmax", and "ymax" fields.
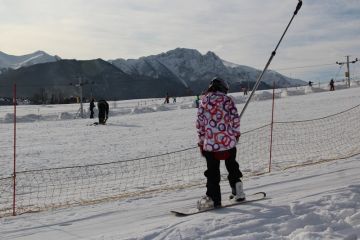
[
  {"xmin": 75, "ymin": 76, "xmax": 84, "ymax": 118},
  {"xmin": 70, "ymin": 76, "xmax": 94, "ymax": 119},
  {"xmin": 336, "ymin": 56, "xmax": 358, "ymax": 87}
]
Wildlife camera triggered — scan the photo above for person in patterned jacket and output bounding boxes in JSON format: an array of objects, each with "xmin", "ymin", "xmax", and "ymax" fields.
[{"xmin": 196, "ymin": 77, "xmax": 245, "ymax": 209}]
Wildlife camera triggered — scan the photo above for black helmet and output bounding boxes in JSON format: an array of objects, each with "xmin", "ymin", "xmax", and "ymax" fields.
[{"xmin": 208, "ymin": 77, "xmax": 229, "ymax": 93}]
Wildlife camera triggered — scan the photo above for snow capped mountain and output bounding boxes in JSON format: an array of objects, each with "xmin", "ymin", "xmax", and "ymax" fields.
[
  {"xmin": 110, "ymin": 48, "xmax": 306, "ymax": 94},
  {"xmin": 222, "ymin": 59, "xmax": 242, "ymax": 68},
  {"xmin": 149, "ymin": 49, "xmax": 228, "ymax": 83},
  {"xmin": 0, "ymin": 50, "xmax": 60, "ymax": 70},
  {"xmin": 224, "ymin": 60, "xmax": 306, "ymax": 88}
]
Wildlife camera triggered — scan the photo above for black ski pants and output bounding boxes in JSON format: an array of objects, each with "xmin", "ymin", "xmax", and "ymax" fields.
[{"xmin": 203, "ymin": 147, "xmax": 243, "ymax": 205}]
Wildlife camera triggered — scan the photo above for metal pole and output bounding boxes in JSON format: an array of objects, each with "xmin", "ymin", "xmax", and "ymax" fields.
[
  {"xmin": 346, "ymin": 56, "xmax": 350, "ymax": 87},
  {"xmin": 79, "ymin": 77, "xmax": 84, "ymax": 118},
  {"xmin": 239, "ymin": 0, "xmax": 302, "ymax": 120},
  {"xmin": 269, "ymin": 81, "xmax": 275, "ymax": 173},
  {"xmin": 13, "ymin": 83, "xmax": 17, "ymax": 216}
]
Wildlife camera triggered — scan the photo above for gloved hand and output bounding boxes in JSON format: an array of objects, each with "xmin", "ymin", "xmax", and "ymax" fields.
[{"xmin": 236, "ymin": 135, "xmax": 240, "ymax": 143}]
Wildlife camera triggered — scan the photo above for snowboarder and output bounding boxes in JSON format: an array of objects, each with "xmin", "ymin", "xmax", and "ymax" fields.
[
  {"xmin": 89, "ymin": 98, "xmax": 95, "ymax": 119},
  {"xmin": 97, "ymin": 99, "xmax": 109, "ymax": 124},
  {"xmin": 196, "ymin": 77, "xmax": 245, "ymax": 210},
  {"xmin": 330, "ymin": 79, "xmax": 335, "ymax": 91}
]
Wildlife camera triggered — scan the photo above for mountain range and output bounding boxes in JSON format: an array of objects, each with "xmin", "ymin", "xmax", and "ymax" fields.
[{"xmin": 0, "ymin": 48, "xmax": 306, "ymax": 102}]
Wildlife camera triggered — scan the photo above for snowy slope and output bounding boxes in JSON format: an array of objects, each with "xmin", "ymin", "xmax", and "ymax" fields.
[
  {"xmin": 1, "ymin": 81, "xmax": 360, "ymax": 239},
  {"xmin": 1, "ymin": 155, "xmax": 359, "ymax": 239}
]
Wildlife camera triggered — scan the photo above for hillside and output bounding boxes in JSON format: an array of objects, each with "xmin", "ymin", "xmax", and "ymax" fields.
[{"xmin": 0, "ymin": 59, "xmax": 190, "ymax": 101}]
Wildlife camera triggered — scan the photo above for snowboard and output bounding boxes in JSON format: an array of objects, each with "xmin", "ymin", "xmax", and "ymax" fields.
[
  {"xmin": 87, "ymin": 122, "xmax": 106, "ymax": 126},
  {"xmin": 171, "ymin": 191, "xmax": 266, "ymax": 216}
]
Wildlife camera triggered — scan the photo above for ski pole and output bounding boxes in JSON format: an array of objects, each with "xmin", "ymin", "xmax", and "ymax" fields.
[{"xmin": 239, "ymin": 0, "xmax": 303, "ymax": 120}]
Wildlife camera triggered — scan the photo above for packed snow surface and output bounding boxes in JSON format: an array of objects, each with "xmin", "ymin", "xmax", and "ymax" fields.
[{"xmin": 1, "ymin": 81, "xmax": 360, "ymax": 239}]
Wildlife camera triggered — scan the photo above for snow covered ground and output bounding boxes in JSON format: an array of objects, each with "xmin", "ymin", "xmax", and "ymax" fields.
[
  {"xmin": 1, "ymin": 81, "xmax": 360, "ymax": 239},
  {"xmin": 3, "ymin": 156, "xmax": 359, "ymax": 240}
]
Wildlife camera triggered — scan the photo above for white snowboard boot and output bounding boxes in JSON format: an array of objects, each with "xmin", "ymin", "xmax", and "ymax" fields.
[
  {"xmin": 231, "ymin": 182, "xmax": 246, "ymax": 202},
  {"xmin": 197, "ymin": 196, "xmax": 214, "ymax": 210}
]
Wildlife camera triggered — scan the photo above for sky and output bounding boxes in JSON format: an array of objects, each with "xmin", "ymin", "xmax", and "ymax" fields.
[{"xmin": 0, "ymin": 0, "xmax": 359, "ymax": 82}]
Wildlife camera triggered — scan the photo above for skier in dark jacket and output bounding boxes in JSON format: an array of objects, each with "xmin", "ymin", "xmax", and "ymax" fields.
[
  {"xmin": 164, "ymin": 93, "xmax": 170, "ymax": 104},
  {"xmin": 89, "ymin": 98, "xmax": 95, "ymax": 119},
  {"xmin": 97, "ymin": 99, "xmax": 109, "ymax": 124},
  {"xmin": 330, "ymin": 79, "xmax": 335, "ymax": 91}
]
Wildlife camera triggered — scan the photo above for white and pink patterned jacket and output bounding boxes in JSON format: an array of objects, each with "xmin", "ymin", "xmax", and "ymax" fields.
[{"xmin": 196, "ymin": 91, "xmax": 240, "ymax": 152}]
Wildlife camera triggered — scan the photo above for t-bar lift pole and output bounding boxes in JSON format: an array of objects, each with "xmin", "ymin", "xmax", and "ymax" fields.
[{"xmin": 239, "ymin": 0, "xmax": 303, "ymax": 119}]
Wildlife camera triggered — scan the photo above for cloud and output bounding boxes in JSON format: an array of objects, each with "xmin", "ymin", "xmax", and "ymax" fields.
[{"xmin": 0, "ymin": 0, "xmax": 358, "ymax": 81}]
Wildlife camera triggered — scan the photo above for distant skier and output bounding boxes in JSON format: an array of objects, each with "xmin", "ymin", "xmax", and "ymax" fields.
[
  {"xmin": 196, "ymin": 77, "xmax": 245, "ymax": 210},
  {"xmin": 243, "ymin": 87, "xmax": 248, "ymax": 95},
  {"xmin": 330, "ymin": 79, "xmax": 335, "ymax": 91},
  {"xmin": 164, "ymin": 93, "xmax": 170, "ymax": 104},
  {"xmin": 308, "ymin": 81, "xmax": 313, "ymax": 87},
  {"xmin": 89, "ymin": 98, "xmax": 95, "ymax": 119},
  {"xmin": 195, "ymin": 95, "xmax": 200, "ymax": 108},
  {"xmin": 97, "ymin": 99, "xmax": 109, "ymax": 124}
]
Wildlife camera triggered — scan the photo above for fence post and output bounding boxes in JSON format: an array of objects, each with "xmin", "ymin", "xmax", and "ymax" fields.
[
  {"xmin": 269, "ymin": 81, "xmax": 275, "ymax": 173},
  {"xmin": 13, "ymin": 83, "xmax": 17, "ymax": 216}
]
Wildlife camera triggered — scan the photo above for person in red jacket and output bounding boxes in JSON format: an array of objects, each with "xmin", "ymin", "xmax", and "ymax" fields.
[{"xmin": 196, "ymin": 77, "xmax": 245, "ymax": 209}]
